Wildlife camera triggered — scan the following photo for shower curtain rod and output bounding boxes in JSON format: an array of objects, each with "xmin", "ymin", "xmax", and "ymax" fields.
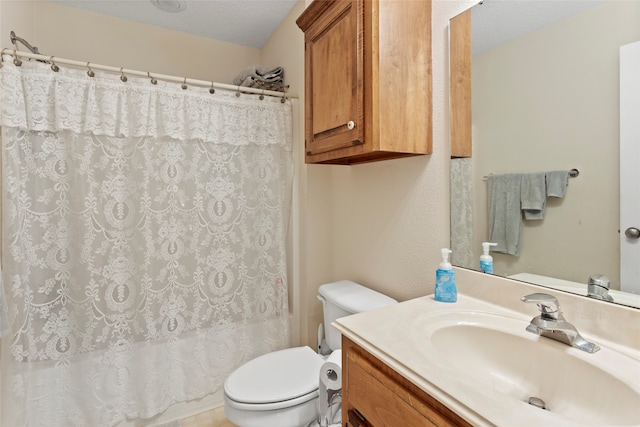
[{"xmin": 0, "ymin": 48, "xmax": 296, "ymax": 100}]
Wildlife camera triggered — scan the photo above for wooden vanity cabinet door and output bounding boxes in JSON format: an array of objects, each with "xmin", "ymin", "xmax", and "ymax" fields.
[
  {"xmin": 298, "ymin": 0, "xmax": 365, "ymax": 160},
  {"xmin": 342, "ymin": 337, "xmax": 472, "ymax": 427}
]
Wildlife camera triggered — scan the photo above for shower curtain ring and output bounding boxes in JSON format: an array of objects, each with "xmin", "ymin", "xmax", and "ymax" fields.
[
  {"xmin": 120, "ymin": 67, "xmax": 128, "ymax": 82},
  {"xmin": 209, "ymin": 81, "xmax": 215, "ymax": 94},
  {"xmin": 235, "ymin": 86, "xmax": 241, "ymax": 97},
  {"xmin": 181, "ymin": 77, "xmax": 188, "ymax": 90},
  {"xmin": 259, "ymin": 89, "xmax": 265, "ymax": 101},
  {"xmin": 148, "ymin": 71, "xmax": 157, "ymax": 85},
  {"xmin": 13, "ymin": 50, "xmax": 22, "ymax": 66},
  {"xmin": 86, "ymin": 62, "xmax": 95, "ymax": 78},
  {"xmin": 50, "ymin": 56, "xmax": 59, "ymax": 72}
]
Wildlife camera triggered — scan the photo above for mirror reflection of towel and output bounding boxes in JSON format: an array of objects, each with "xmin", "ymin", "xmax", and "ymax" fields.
[
  {"xmin": 487, "ymin": 170, "xmax": 571, "ymax": 257},
  {"xmin": 521, "ymin": 173, "xmax": 546, "ymax": 220},
  {"xmin": 488, "ymin": 174, "xmax": 522, "ymax": 256},
  {"xmin": 546, "ymin": 170, "xmax": 570, "ymax": 198}
]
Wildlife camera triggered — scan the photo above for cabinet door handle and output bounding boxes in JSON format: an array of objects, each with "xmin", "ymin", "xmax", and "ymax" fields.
[
  {"xmin": 347, "ymin": 409, "xmax": 372, "ymax": 427},
  {"xmin": 347, "ymin": 120, "xmax": 355, "ymax": 130}
]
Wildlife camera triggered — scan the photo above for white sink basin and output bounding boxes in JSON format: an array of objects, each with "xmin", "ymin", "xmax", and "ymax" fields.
[
  {"xmin": 420, "ymin": 311, "xmax": 640, "ymax": 426},
  {"xmin": 335, "ymin": 295, "xmax": 640, "ymax": 427}
]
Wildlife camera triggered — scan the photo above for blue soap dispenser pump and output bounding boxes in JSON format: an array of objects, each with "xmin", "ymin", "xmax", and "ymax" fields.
[{"xmin": 434, "ymin": 248, "xmax": 457, "ymax": 302}]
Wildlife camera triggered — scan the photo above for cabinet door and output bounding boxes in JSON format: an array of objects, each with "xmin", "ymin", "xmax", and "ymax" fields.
[
  {"xmin": 345, "ymin": 349, "xmax": 438, "ymax": 427},
  {"xmin": 303, "ymin": 0, "xmax": 364, "ymax": 158},
  {"xmin": 343, "ymin": 337, "xmax": 473, "ymax": 427}
]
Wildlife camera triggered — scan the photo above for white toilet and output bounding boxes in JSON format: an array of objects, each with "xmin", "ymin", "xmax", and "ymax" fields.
[{"xmin": 223, "ymin": 280, "xmax": 397, "ymax": 427}]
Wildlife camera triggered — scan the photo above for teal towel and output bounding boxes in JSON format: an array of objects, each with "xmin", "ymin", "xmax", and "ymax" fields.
[
  {"xmin": 521, "ymin": 172, "xmax": 546, "ymax": 220},
  {"xmin": 488, "ymin": 174, "xmax": 522, "ymax": 256}
]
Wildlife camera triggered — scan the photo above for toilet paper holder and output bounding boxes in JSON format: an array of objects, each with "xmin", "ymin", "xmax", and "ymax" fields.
[{"xmin": 318, "ymin": 350, "xmax": 343, "ymax": 427}]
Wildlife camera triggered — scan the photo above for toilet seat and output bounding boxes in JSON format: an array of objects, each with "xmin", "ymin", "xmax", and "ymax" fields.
[{"xmin": 224, "ymin": 346, "xmax": 325, "ymax": 410}]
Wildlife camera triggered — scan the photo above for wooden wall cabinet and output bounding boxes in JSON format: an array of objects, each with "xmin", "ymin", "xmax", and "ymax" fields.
[
  {"xmin": 296, "ymin": 0, "xmax": 433, "ymax": 165},
  {"xmin": 342, "ymin": 337, "xmax": 472, "ymax": 427}
]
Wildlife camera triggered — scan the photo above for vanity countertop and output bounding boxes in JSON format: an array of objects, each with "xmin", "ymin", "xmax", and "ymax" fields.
[{"xmin": 333, "ymin": 292, "xmax": 640, "ymax": 427}]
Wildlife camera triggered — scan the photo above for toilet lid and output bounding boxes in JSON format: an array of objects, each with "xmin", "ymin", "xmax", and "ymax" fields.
[{"xmin": 224, "ymin": 346, "xmax": 325, "ymax": 404}]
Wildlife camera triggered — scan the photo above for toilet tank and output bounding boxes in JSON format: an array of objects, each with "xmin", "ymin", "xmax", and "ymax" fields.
[{"xmin": 318, "ymin": 280, "xmax": 397, "ymax": 352}]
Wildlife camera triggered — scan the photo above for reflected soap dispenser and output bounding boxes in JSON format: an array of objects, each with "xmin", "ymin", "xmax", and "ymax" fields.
[
  {"xmin": 480, "ymin": 242, "xmax": 498, "ymax": 274},
  {"xmin": 434, "ymin": 248, "xmax": 457, "ymax": 302}
]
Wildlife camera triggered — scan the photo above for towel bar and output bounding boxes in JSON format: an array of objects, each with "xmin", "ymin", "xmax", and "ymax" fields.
[{"xmin": 483, "ymin": 168, "xmax": 579, "ymax": 181}]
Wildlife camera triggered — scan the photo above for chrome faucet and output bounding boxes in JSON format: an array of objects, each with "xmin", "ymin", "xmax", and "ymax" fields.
[
  {"xmin": 521, "ymin": 293, "xmax": 600, "ymax": 353},
  {"xmin": 587, "ymin": 274, "xmax": 614, "ymax": 302}
]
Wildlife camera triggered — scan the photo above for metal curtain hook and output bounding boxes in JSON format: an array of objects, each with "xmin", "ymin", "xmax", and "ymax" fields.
[
  {"xmin": 181, "ymin": 77, "xmax": 188, "ymax": 90},
  {"xmin": 50, "ymin": 56, "xmax": 59, "ymax": 72},
  {"xmin": 87, "ymin": 62, "xmax": 95, "ymax": 77},
  {"xmin": 235, "ymin": 86, "xmax": 242, "ymax": 97},
  {"xmin": 13, "ymin": 50, "xmax": 22, "ymax": 66},
  {"xmin": 209, "ymin": 81, "xmax": 215, "ymax": 94},
  {"xmin": 148, "ymin": 71, "xmax": 157, "ymax": 85},
  {"xmin": 120, "ymin": 67, "xmax": 127, "ymax": 82},
  {"xmin": 259, "ymin": 89, "xmax": 265, "ymax": 100}
]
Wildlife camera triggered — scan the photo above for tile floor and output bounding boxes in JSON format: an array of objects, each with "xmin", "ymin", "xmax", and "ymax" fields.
[{"xmin": 181, "ymin": 407, "xmax": 238, "ymax": 427}]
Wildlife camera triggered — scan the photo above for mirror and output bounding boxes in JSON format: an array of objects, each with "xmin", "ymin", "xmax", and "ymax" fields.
[{"xmin": 449, "ymin": 0, "xmax": 640, "ymax": 308}]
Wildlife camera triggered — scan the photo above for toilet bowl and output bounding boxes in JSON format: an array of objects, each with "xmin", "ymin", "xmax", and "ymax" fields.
[
  {"xmin": 223, "ymin": 280, "xmax": 397, "ymax": 427},
  {"xmin": 224, "ymin": 346, "xmax": 324, "ymax": 427}
]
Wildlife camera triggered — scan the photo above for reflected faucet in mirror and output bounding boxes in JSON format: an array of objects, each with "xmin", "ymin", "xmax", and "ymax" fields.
[
  {"xmin": 587, "ymin": 274, "xmax": 613, "ymax": 302},
  {"xmin": 448, "ymin": 0, "xmax": 640, "ymax": 309}
]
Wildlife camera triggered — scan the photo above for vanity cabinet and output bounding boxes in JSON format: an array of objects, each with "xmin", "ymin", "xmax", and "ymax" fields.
[
  {"xmin": 342, "ymin": 337, "xmax": 471, "ymax": 427},
  {"xmin": 296, "ymin": 0, "xmax": 432, "ymax": 165}
]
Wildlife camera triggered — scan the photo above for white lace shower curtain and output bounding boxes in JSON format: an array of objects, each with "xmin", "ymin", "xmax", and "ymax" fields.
[{"xmin": 0, "ymin": 58, "xmax": 293, "ymax": 426}]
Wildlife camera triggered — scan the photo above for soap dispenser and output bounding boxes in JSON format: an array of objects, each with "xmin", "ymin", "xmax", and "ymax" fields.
[
  {"xmin": 434, "ymin": 248, "xmax": 457, "ymax": 302},
  {"xmin": 480, "ymin": 242, "xmax": 498, "ymax": 274}
]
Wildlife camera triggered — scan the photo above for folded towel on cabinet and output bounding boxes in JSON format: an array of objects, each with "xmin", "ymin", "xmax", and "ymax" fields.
[{"xmin": 233, "ymin": 65, "xmax": 285, "ymax": 89}]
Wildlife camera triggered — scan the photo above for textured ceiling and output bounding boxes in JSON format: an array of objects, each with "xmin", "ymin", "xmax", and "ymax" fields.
[
  {"xmin": 48, "ymin": 0, "xmax": 299, "ymax": 49},
  {"xmin": 47, "ymin": 1, "xmax": 606, "ymax": 53},
  {"xmin": 471, "ymin": 0, "xmax": 606, "ymax": 56}
]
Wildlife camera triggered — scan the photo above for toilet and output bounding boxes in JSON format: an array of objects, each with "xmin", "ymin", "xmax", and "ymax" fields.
[{"xmin": 223, "ymin": 280, "xmax": 397, "ymax": 427}]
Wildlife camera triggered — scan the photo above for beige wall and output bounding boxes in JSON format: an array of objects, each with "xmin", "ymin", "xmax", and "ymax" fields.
[
  {"xmin": 329, "ymin": 0, "xmax": 477, "ymax": 295},
  {"xmin": 0, "ymin": 1, "xmax": 35, "ymax": 49},
  {"xmin": 271, "ymin": 0, "xmax": 476, "ymax": 349},
  {"xmin": 2, "ymin": 1, "xmax": 261, "ymax": 83},
  {"xmin": 471, "ymin": 0, "xmax": 640, "ymax": 287},
  {"xmin": 1, "ymin": 0, "xmax": 479, "ymax": 351},
  {"xmin": 263, "ymin": 0, "xmax": 480, "ymax": 350}
]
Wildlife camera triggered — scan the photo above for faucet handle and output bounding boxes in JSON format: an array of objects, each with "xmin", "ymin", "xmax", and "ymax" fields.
[
  {"xmin": 588, "ymin": 274, "xmax": 610, "ymax": 289},
  {"xmin": 587, "ymin": 274, "xmax": 614, "ymax": 301},
  {"xmin": 521, "ymin": 293, "xmax": 561, "ymax": 319}
]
